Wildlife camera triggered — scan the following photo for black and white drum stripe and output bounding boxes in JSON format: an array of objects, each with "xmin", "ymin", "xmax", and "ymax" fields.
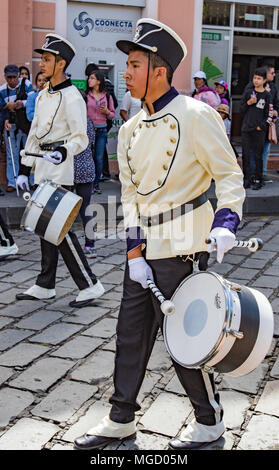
[{"xmin": 35, "ymin": 187, "xmax": 67, "ymax": 239}]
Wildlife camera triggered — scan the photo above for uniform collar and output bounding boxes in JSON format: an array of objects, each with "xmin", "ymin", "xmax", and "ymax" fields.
[
  {"xmin": 152, "ymin": 86, "xmax": 179, "ymax": 113},
  {"xmin": 49, "ymin": 78, "xmax": 72, "ymax": 92}
]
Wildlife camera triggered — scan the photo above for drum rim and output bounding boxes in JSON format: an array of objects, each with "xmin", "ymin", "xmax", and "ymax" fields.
[{"xmin": 163, "ymin": 270, "xmax": 234, "ymax": 368}]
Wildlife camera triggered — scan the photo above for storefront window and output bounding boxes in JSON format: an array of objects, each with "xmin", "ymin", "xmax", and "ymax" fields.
[
  {"xmin": 235, "ymin": 4, "xmax": 274, "ymax": 30},
  {"xmin": 203, "ymin": 1, "xmax": 231, "ymax": 27}
]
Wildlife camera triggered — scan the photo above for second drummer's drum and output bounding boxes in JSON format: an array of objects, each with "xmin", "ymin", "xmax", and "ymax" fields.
[
  {"xmin": 163, "ymin": 271, "xmax": 274, "ymax": 377},
  {"xmin": 21, "ymin": 179, "xmax": 82, "ymax": 246}
]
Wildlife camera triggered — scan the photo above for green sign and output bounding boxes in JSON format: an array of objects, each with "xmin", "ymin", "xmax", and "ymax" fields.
[
  {"xmin": 202, "ymin": 32, "xmax": 222, "ymax": 41},
  {"xmin": 72, "ymin": 79, "xmax": 87, "ymax": 90}
]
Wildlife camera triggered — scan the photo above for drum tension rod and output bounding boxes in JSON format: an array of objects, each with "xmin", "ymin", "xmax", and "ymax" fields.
[
  {"xmin": 226, "ymin": 328, "xmax": 244, "ymax": 340},
  {"xmin": 203, "ymin": 365, "xmax": 215, "ymax": 374}
]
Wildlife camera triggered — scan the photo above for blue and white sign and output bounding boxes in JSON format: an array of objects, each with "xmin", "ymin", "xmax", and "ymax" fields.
[
  {"xmin": 73, "ymin": 11, "xmax": 94, "ymax": 37},
  {"xmin": 73, "ymin": 11, "xmax": 133, "ymax": 37}
]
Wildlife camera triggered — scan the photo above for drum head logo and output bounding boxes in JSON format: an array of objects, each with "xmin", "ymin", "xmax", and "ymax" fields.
[
  {"xmin": 73, "ymin": 11, "xmax": 94, "ymax": 37},
  {"xmin": 215, "ymin": 293, "xmax": 221, "ymax": 309}
]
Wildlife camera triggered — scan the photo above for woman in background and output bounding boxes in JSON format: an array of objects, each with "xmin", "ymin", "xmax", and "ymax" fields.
[
  {"xmin": 192, "ymin": 71, "xmax": 221, "ymax": 110},
  {"xmin": 86, "ymin": 70, "xmax": 115, "ymax": 194}
]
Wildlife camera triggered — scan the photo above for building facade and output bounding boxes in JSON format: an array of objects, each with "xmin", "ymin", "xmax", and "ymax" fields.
[{"xmin": 1, "ymin": 0, "xmax": 278, "ymax": 139}]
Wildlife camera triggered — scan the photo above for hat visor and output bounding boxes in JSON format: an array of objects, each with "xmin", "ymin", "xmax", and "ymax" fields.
[{"xmin": 116, "ymin": 40, "xmax": 153, "ymax": 55}]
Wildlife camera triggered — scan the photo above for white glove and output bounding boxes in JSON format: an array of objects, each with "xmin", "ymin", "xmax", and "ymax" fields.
[
  {"xmin": 43, "ymin": 151, "xmax": 63, "ymax": 165},
  {"xmin": 16, "ymin": 174, "xmax": 30, "ymax": 191},
  {"xmin": 128, "ymin": 257, "xmax": 154, "ymax": 289},
  {"xmin": 207, "ymin": 227, "xmax": 236, "ymax": 263}
]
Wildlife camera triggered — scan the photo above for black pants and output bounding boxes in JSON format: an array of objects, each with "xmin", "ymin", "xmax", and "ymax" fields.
[
  {"xmin": 109, "ymin": 256, "xmax": 223, "ymax": 426},
  {"xmin": 242, "ymin": 130, "xmax": 265, "ymax": 183},
  {"xmin": 36, "ymin": 232, "xmax": 97, "ymax": 290},
  {"xmin": 102, "ymin": 147, "xmax": 110, "ymax": 178},
  {"xmin": 75, "ymin": 182, "xmax": 95, "ymax": 248},
  {"xmin": 0, "ymin": 214, "xmax": 15, "ymax": 247}
]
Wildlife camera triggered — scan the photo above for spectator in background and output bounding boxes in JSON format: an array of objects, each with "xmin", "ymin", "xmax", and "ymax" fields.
[
  {"xmin": 262, "ymin": 65, "xmax": 279, "ymax": 183},
  {"xmin": 26, "ymin": 72, "xmax": 47, "ymax": 122},
  {"xmin": 120, "ymin": 90, "xmax": 142, "ymax": 121},
  {"xmin": 86, "ymin": 70, "xmax": 115, "ymax": 194},
  {"xmin": 214, "ymin": 80, "xmax": 230, "ymax": 106},
  {"xmin": 0, "ymin": 64, "xmax": 33, "ymax": 192},
  {"xmin": 240, "ymin": 67, "xmax": 270, "ymax": 190},
  {"xmin": 85, "ymin": 63, "xmax": 118, "ymax": 181},
  {"xmin": 217, "ymin": 103, "xmax": 231, "ymax": 139},
  {"xmin": 19, "ymin": 66, "xmax": 31, "ymax": 81},
  {"xmin": 192, "ymin": 71, "xmax": 221, "ymax": 110},
  {"xmin": 75, "ymin": 90, "xmax": 97, "ymax": 259},
  {"xmin": 243, "ymin": 65, "xmax": 279, "ymax": 183}
]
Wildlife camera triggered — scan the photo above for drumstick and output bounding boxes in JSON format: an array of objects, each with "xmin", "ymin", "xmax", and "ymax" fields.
[
  {"xmin": 25, "ymin": 152, "xmax": 44, "ymax": 158},
  {"xmin": 205, "ymin": 237, "xmax": 263, "ymax": 252},
  {"xmin": 146, "ymin": 278, "xmax": 175, "ymax": 316},
  {"xmin": 25, "ymin": 151, "xmax": 61, "ymax": 161}
]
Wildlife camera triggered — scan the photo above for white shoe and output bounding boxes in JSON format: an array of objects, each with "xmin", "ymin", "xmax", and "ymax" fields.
[
  {"xmin": 70, "ymin": 280, "xmax": 105, "ymax": 307},
  {"xmin": 87, "ymin": 416, "xmax": 136, "ymax": 438},
  {"xmin": 74, "ymin": 416, "xmax": 136, "ymax": 450},
  {"xmin": 16, "ymin": 284, "xmax": 56, "ymax": 300},
  {"xmin": 0, "ymin": 243, "xmax": 18, "ymax": 258},
  {"xmin": 169, "ymin": 419, "xmax": 225, "ymax": 450}
]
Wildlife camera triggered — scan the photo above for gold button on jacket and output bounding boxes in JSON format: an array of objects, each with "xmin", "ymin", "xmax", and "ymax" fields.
[{"xmin": 118, "ymin": 95, "xmax": 245, "ymax": 259}]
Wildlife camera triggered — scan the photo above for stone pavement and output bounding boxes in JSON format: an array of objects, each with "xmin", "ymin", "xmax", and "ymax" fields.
[{"xmin": 0, "ymin": 216, "xmax": 278, "ymax": 451}]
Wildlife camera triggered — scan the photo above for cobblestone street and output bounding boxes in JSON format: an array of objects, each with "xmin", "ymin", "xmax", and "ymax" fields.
[{"xmin": 0, "ymin": 216, "xmax": 278, "ymax": 451}]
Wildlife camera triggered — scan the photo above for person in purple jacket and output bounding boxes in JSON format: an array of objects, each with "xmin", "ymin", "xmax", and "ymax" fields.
[
  {"xmin": 215, "ymin": 80, "xmax": 230, "ymax": 106},
  {"xmin": 192, "ymin": 71, "xmax": 220, "ymax": 110}
]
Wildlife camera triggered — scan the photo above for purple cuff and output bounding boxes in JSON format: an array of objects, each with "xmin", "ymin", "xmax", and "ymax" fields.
[
  {"xmin": 126, "ymin": 226, "xmax": 146, "ymax": 252},
  {"xmin": 211, "ymin": 208, "xmax": 240, "ymax": 235}
]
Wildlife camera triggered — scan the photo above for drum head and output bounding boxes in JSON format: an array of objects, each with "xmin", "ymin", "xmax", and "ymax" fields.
[{"xmin": 164, "ymin": 272, "xmax": 228, "ymax": 367}]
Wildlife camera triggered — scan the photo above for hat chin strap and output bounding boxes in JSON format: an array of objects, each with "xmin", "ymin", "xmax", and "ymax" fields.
[{"xmin": 141, "ymin": 52, "xmax": 151, "ymax": 102}]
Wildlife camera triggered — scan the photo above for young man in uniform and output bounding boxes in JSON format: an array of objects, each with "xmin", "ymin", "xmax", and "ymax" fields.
[
  {"xmin": 16, "ymin": 34, "xmax": 104, "ymax": 307},
  {"xmin": 74, "ymin": 19, "xmax": 245, "ymax": 450}
]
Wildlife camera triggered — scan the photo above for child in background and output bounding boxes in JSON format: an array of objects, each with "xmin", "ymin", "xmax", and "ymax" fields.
[
  {"xmin": 217, "ymin": 103, "xmax": 231, "ymax": 139},
  {"xmin": 215, "ymin": 80, "xmax": 230, "ymax": 106}
]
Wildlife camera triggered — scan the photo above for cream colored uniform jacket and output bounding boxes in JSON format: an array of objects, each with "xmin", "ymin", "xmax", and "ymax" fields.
[
  {"xmin": 21, "ymin": 83, "xmax": 88, "ymax": 186},
  {"xmin": 118, "ymin": 94, "xmax": 245, "ymax": 260}
]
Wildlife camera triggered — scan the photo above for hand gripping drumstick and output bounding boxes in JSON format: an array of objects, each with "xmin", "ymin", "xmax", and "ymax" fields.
[
  {"xmin": 205, "ymin": 237, "xmax": 263, "ymax": 252},
  {"xmin": 146, "ymin": 278, "xmax": 175, "ymax": 316}
]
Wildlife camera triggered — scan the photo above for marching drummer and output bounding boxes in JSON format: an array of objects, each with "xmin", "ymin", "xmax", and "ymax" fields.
[
  {"xmin": 16, "ymin": 34, "xmax": 105, "ymax": 307},
  {"xmin": 74, "ymin": 19, "xmax": 245, "ymax": 451}
]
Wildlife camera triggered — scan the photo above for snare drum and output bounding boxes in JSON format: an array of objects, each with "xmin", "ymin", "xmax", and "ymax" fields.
[
  {"xmin": 20, "ymin": 179, "xmax": 82, "ymax": 246},
  {"xmin": 163, "ymin": 271, "xmax": 274, "ymax": 377}
]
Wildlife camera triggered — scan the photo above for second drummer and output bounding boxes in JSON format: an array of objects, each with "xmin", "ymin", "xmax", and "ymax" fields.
[{"xmin": 16, "ymin": 34, "xmax": 105, "ymax": 307}]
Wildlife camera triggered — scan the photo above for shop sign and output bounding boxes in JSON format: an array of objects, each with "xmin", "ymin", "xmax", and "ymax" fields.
[
  {"xmin": 244, "ymin": 13, "xmax": 265, "ymax": 22},
  {"xmin": 73, "ymin": 11, "xmax": 133, "ymax": 37},
  {"xmin": 202, "ymin": 32, "xmax": 222, "ymax": 41}
]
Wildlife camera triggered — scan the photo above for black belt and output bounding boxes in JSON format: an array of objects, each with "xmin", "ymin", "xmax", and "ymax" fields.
[
  {"xmin": 39, "ymin": 141, "xmax": 66, "ymax": 151},
  {"xmin": 140, "ymin": 192, "xmax": 208, "ymax": 227}
]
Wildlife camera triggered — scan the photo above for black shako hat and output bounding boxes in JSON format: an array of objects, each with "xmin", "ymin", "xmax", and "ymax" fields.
[
  {"xmin": 34, "ymin": 33, "xmax": 76, "ymax": 66},
  {"xmin": 116, "ymin": 18, "xmax": 187, "ymax": 72}
]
